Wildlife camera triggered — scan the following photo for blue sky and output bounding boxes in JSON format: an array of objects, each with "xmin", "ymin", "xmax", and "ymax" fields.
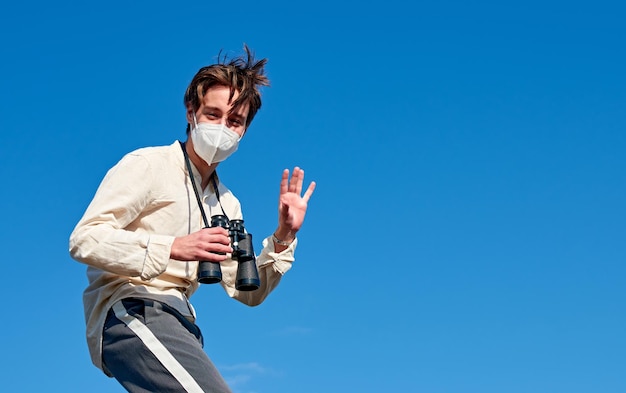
[{"xmin": 0, "ymin": 0, "xmax": 624, "ymax": 392}]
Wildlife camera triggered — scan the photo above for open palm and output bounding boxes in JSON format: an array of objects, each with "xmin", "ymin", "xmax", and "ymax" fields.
[{"xmin": 278, "ymin": 167, "xmax": 316, "ymax": 235}]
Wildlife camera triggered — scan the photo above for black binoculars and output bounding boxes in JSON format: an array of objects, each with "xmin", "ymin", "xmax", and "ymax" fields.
[{"xmin": 197, "ymin": 215, "xmax": 261, "ymax": 291}]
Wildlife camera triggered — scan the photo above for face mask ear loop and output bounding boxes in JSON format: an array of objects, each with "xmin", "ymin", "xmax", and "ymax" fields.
[{"xmin": 192, "ymin": 112, "xmax": 199, "ymax": 130}]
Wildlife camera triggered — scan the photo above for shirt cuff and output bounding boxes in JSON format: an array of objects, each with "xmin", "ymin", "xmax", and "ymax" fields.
[{"xmin": 258, "ymin": 235, "xmax": 298, "ymax": 275}]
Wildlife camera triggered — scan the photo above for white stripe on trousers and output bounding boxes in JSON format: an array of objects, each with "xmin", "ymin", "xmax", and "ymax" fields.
[{"xmin": 112, "ymin": 301, "xmax": 204, "ymax": 393}]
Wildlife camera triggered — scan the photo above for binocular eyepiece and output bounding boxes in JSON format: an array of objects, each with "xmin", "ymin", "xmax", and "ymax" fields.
[{"xmin": 197, "ymin": 215, "xmax": 261, "ymax": 291}]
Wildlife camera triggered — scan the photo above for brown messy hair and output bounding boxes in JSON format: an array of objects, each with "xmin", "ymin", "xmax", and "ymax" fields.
[{"xmin": 184, "ymin": 44, "xmax": 269, "ymax": 131}]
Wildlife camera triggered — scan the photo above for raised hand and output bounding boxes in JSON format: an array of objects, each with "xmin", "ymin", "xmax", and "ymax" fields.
[{"xmin": 275, "ymin": 167, "xmax": 316, "ymax": 244}]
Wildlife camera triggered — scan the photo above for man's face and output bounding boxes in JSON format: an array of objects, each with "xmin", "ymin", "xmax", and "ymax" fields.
[{"xmin": 187, "ymin": 85, "xmax": 250, "ymax": 137}]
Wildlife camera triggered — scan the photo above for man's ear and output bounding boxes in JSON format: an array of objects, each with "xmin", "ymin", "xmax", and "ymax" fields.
[{"xmin": 185, "ymin": 106, "xmax": 193, "ymax": 124}]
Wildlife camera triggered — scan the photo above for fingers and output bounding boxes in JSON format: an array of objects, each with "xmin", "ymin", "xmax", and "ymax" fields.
[
  {"xmin": 170, "ymin": 228, "xmax": 233, "ymax": 262},
  {"xmin": 303, "ymin": 181, "xmax": 316, "ymax": 202},
  {"xmin": 197, "ymin": 227, "xmax": 232, "ymax": 258},
  {"xmin": 281, "ymin": 167, "xmax": 314, "ymax": 198},
  {"xmin": 296, "ymin": 168, "xmax": 304, "ymax": 194},
  {"xmin": 289, "ymin": 167, "xmax": 302, "ymax": 194},
  {"xmin": 200, "ymin": 226, "xmax": 229, "ymax": 239},
  {"xmin": 280, "ymin": 168, "xmax": 289, "ymax": 195}
]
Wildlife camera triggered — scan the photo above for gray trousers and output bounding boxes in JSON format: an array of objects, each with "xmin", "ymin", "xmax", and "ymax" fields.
[{"xmin": 102, "ymin": 298, "xmax": 232, "ymax": 393}]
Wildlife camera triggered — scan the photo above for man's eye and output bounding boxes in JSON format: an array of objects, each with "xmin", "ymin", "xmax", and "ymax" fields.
[{"xmin": 231, "ymin": 119, "xmax": 242, "ymax": 125}]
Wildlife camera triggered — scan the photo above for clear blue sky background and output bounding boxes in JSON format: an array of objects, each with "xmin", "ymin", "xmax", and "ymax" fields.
[{"xmin": 0, "ymin": 1, "xmax": 624, "ymax": 392}]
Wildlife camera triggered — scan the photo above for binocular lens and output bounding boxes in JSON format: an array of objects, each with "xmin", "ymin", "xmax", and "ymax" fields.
[{"xmin": 197, "ymin": 264, "xmax": 222, "ymax": 284}]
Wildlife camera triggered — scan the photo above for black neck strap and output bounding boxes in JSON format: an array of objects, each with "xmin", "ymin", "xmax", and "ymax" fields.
[{"xmin": 179, "ymin": 141, "xmax": 227, "ymax": 227}]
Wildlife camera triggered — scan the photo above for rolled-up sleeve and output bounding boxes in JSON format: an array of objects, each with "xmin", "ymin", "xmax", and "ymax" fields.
[
  {"xmin": 257, "ymin": 235, "xmax": 297, "ymax": 274},
  {"xmin": 221, "ymin": 235, "xmax": 298, "ymax": 306}
]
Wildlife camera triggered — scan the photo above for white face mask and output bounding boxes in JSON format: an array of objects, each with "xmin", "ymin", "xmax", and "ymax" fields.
[{"xmin": 190, "ymin": 113, "xmax": 240, "ymax": 164}]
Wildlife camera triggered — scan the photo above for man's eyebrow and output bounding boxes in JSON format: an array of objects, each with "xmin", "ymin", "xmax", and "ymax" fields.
[{"xmin": 203, "ymin": 106, "xmax": 221, "ymax": 112}]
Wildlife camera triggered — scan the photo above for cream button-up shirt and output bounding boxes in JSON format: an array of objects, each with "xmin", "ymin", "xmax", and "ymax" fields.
[{"xmin": 70, "ymin": 141, "xmax": 296, "ymax": 373}]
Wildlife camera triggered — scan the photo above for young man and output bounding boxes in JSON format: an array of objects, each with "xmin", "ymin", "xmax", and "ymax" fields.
[{"xmin": 69, "ymin": 46, "xmax": 315, "ymax": 392}]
